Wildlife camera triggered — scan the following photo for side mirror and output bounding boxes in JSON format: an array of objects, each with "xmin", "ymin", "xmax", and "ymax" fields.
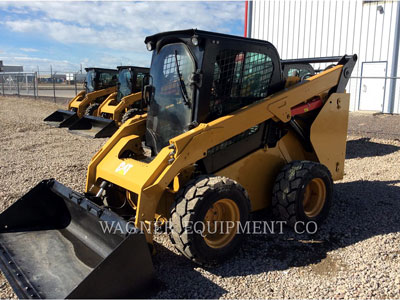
[
  {"xmin": 142, "ymin": 74, "xmax": 150, "ymax": 87},
  {"xmin": 143, "ymin": 84, "xmax": 154, "ymax": 106},
  {"xmin": 189, "ymin": 70, "xmax": 203, "ymax": 88},
  {"xmin": 141, "ymin": 74, "xmax": 153, "ymax": 107}
]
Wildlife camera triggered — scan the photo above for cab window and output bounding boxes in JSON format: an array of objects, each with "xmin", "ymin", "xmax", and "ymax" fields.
[
  {"xmin": 209, "ymin": 50, "xmax": 274, "ymax": 120},
  {"xmin": 134, "ymin": 72, "xmax": 146, "ymax": 93},
  {"xmin": 98, "ymin": 72, "xmax": 117, "ymax": 89}
]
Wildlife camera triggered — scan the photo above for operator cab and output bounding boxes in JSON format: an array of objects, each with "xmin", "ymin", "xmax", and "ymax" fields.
[
  {"xmin": 144, "ymin": 29, "xmax": 285, "ymax": 154},
  {"xmin": 116, "ymin": 66, "xmax": 149, "ymax": 102},
  {"xmin": 84, "ymin": 67, "xmax": 118, "ymax": 93}
]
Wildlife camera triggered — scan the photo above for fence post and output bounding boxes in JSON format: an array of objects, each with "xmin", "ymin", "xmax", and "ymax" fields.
[
  {"xmin": 53, "ymin": 74, "xmax": 56, "ymax": 103},
  {"xmin": 33, "ymin": 73, "xmax": 37, "ymax": 99},
  {"xmin": 74, "ymin": 73, "xmax": 77, "ymax": 95},
  {"xmin": 25, "ymin": 73, "xmax": 28, "ymax": 94},
  {"xmin": 17, "ymin": 74, "xmax": 20, "ymax": 97},
  {"xmin": 1, "ymin": 75, "xmax": 4, "ymax": 96},
  {"xmin": 36, "ymin": 72, "xmax": 39, "ymax": 97}
]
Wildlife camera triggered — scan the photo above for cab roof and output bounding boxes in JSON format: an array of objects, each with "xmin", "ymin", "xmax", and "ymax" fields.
[
  {"xmin": 84, "ymin": 67, "xmax": 117, "ymax": 72},
  {"xmin": 144, "ymin": 28, "xmax": 277, "ymax": 49},
  {"xmin": 117, "ymin": 66, "xmax": 149, "ymax": 72}
]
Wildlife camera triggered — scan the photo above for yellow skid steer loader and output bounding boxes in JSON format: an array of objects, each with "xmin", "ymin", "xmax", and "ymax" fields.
[
  {"xmin": 68, "ymin": 66, "xmax": 149, "ymax": 138},
  {"xmin": 43, "ymin": 68, "xmax": 118, "ymax": 128},
  {"xmin": 0, "ymin": 29, "xmax": 357, "ymax": 298}
]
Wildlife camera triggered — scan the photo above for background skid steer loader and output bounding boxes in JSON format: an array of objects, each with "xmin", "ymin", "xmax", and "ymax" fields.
[
  {"xmin": 68, "ymin": 66, "xmax": 149, "ymax": 138},
  {"xmin": 43, "ymin": 68, "xmax": 118, "ymax": 128},
  {"xmin": 0, "ymin": 29, "xmax": 357, "ymax": 298},
  {"xmin": 282, "ymin": 61, "xmax": 315, "ymax": 80}
]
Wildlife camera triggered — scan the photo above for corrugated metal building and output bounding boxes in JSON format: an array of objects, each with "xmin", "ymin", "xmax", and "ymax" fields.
[{"xmin": 246, "ymin": 0, "xmax": 400, "ymax": 114}]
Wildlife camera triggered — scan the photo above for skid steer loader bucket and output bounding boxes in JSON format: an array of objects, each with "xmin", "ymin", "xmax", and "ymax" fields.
[
  {"xmin": 43, "ymin": 110, "xmax": 79, "ymax": 128},
  {"xmin": 68, "ymin": 115, "xmax": 118, "ymax": 138},
  {"xmin": 0, "ymin": 179, "xmax": 154, "ymax": 299}
]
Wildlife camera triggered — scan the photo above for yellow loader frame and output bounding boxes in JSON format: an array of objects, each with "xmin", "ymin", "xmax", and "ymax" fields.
[
  {"xmin": 85, "ymin": 64, "xmax": 350, "ymax": 244},
  {"xmin": 68, "ymin": 86, "xmax": 117, "ymax": 118},
  {"xmin": 95, "ymin": 91, "xmax": 143, "ymax": 125}
]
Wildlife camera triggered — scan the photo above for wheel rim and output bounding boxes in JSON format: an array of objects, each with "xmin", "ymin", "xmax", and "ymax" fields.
[
  {"xmin": 302, "ymin": 178, "xmax": 326, "ymax": 218},
  {"xmin": 203, "ymin": 198, "xmax": 240, "ymax": 249}
]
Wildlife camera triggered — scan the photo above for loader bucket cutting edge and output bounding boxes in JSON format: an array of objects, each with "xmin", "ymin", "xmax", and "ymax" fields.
[
  {"xmin": 68, "ymin": 115, "xmax": 118, "ymax": 138},
  {"xmin": 43, "ymin": 110, "xmax": 79, "ymax": 128},
  {"xmin": 0, "ymin": 179, "xmax": 154, "ymax": 299}
]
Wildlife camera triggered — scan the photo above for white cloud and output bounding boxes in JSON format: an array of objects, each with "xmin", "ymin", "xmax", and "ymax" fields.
[
  {"xmin": 0, "ymin": 1, "xmax": 244, "ymax": 70},
  {"xmin": 19, "ymin": 48, "xmax": 39, "ymax": 52},
  {"xmin": 1, "ymin": 1, "xmax": 243, "ymax": 51},
  {"xmin": 0, "ymin": 50, "xmax": 151, "ymax": 72},
  {"xmin": 0, "ymin": 54, "xmax": 78, "ymax": 72}
]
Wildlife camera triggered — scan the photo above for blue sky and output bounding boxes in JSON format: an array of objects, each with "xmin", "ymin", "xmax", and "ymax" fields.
[{"xmin": 0, "ymin": 1, "xmax": 245, "ymax": 73}]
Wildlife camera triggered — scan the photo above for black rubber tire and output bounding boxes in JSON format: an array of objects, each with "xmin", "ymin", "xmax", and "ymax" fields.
[
  {"xmin": 169, "ymin": 175, "xmax": 251, "ymax": 266},
  {"xmin": 85, "ymin": 103, "xmax": 99, "ymax": 116},
  {"xmin": 271, "ymin": 160, "xmax": 333, "ymax": 227},
  {"xmin": 121, "ymin": 108, "xmax": 140, "ymax": 123}
]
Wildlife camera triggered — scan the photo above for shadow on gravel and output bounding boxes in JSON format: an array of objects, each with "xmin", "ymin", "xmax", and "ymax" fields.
[
  {"xmin": 152, "ymin": 242, "xmax": 228, "ymax": 298},
  {"xmin": 346, "ymin": 138, "xmax": 400, "ymax": 159},
  {"xmin": 209, "ymin": 180, "xmax": 400, "ymax": 277},
  {"xmin": 151, "ymin": 180, "xmax": 400, "ymax": 298}
]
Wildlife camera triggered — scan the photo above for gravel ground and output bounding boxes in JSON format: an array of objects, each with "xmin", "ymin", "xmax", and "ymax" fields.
[
  {"xmin": 348, "ymin": 112, "xmax": 400, "ymax": 140},
  {"xmin": 0, "ymin": 96, "xmax": 400, "ymax": 299}
]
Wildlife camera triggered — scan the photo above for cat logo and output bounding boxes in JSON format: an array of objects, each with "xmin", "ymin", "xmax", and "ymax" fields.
[{"xmin": 115, "ymin": 162, "xmax": 133, "ymax": 175}]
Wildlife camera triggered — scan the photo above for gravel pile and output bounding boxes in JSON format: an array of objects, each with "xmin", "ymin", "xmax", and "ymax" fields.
[{"xmin": 0, "ymin": 96, "xmax": 399, "ymax": 299}]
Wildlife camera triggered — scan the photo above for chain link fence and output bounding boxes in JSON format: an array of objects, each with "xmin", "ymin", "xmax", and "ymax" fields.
[
  {"xmin": 2, "ymin": 69, "xmax": 399, "ymax": 113},
  {"xmin": 0, "ymin": 72, "xmax": 85, "ymax": 102}
]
